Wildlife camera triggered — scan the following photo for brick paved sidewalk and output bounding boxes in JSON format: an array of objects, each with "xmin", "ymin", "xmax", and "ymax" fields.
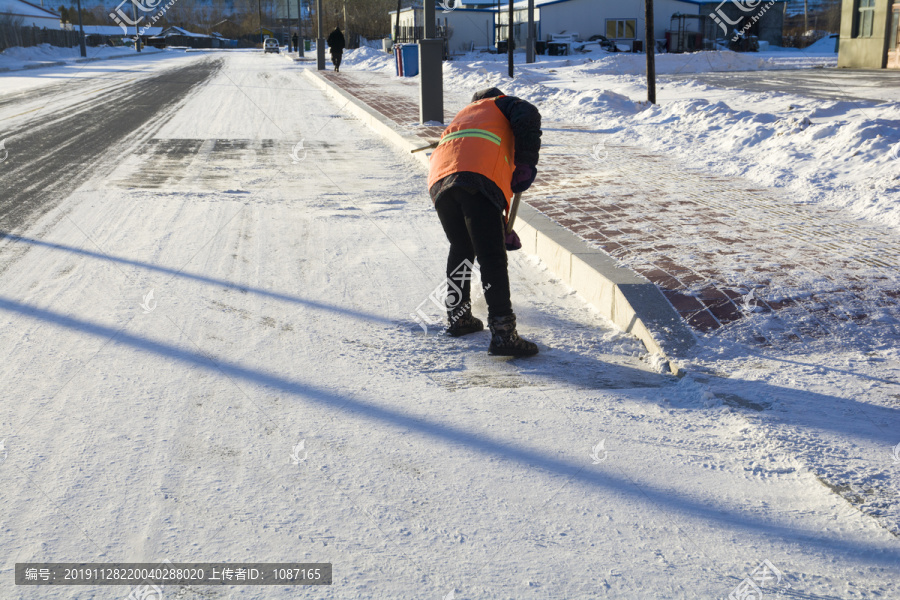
[{"xmin": 318, "ymin": 68, "xmax": 900, "ymax": 349}]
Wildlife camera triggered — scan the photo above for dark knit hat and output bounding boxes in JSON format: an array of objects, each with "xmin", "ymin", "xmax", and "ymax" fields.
[{"xmin": 471, "ymin": 87, "xmax": 504, "ymax": 102}]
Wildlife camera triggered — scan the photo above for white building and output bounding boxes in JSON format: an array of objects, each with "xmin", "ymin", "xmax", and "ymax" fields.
[
  {"xmin": 390, "ymin": 5, "xmax": 496, "ymax": 52},
  {"xmin": 505, "ymin": 0, "xmax": 704, "ymax": 49},
  {"xmin": 0, "ymin": 0, "xmax": 60, "ymax": 29},
  {"xmin": 443, "ymin": 7, "xmax": 496, "ymax": 51},
  {"xmin": 392, "ymin": 0, "xmax": 705, "ymax": 53}
]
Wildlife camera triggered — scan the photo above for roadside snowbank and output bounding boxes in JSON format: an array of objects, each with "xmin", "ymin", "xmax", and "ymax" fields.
[
  {"xmin": 340, "ymin": 45, "xmax": 396, "ymax": 74},
  {"xmin": 620, "ymin": 96, "xmax": 900, "ymax": 228},
  {"xmin": 545, "ymin": 49, "xmax": 836, "ymax": 75},
  {"xmin": 0, "ymin": 43, "xmax": 164, "ymax": 71},
  {"xmin": 341, "ymin": 44, "xmax": 837, "ymax": 76}
]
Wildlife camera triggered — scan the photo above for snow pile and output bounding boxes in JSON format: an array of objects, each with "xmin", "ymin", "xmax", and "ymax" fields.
[
  {"xmin": 625, "ymin": 98, "xmax": 900, "ymax": 228},
  {"xmin": 661, "ymin": 373, "xmax": 720, "ymax": 408},
  {"xmin": 444, "ymin": 46, "xmax": 835, "ymax": 74},
  {"xmin": 339, "ymin": 45, "xmax": 394, "ymax": 74},
  {"xmin": 804, "ymin": 34, "xmax": 839, "ymax": 53},
  {"xmin": 571, "ymin": 50, "xmax": 836, "ymax": 76},
  {"xmin": 1, "ymin": 43, "xmax": 74, "ymax": 61},
  {"xmin": 0, "ymin": 43, "xmax": 162, "ymax": 71},
  {"xmin": 359, "ymin": 36, "xmax": 387, "ymax": 50},
  {"xmin": 441, "ymin": 60, "xmax": 646, "ymax": 118},
  {"xmin": 346, "ymin": 46, "xmax": 835, "ymax": 81}
]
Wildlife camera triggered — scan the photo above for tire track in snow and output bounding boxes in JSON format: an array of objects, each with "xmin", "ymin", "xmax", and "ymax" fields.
[{"xmin": 0, "ymin": 57, "xmax": 222, "ymax": 235}]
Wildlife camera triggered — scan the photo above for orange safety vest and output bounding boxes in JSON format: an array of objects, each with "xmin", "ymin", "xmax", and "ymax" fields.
[{"xmin": 427, "ymin": 97, "xmax": 516, "ymax": 210}]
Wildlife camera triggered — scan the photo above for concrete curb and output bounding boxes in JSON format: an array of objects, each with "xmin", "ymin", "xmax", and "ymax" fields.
[
  {"xmin": 303, "ymin": 68, "xmax": 695, "ymax": 375},
  {"xmin": 280, "ymin": 53, "xmax": 315, "ymax": 63}
]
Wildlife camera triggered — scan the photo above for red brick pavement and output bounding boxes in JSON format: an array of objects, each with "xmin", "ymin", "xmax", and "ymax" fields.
[{"xmin": 319, "ymin": 69, "xmax": 900, "ymax": 348}]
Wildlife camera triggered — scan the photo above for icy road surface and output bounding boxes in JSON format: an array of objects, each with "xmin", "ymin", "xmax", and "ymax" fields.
[{"xmin": 0, "ymin": 51, "xmax": 897, "ymax": 599}]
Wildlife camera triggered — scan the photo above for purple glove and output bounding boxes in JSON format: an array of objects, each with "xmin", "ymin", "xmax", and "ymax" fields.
[
  {"xmin": 505, "ymin": 229, "xmax": 522, "ymax": 251},
  {"xmin": 511, "ymin": 162, "xmax": 536, "ymax": 194}
]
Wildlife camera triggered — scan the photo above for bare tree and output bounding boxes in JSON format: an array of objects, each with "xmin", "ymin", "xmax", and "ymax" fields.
[{"xmin": 337, "ymin": 0, "xmax": 408, "ymax": 40}]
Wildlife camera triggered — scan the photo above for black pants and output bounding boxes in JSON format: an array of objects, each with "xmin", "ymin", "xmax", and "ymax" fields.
[
  {"xmin": 435, "ymin": 187, "xmax": 512, "ymax": 319},
  {"xmin": 331, "ymin": 51, "xmax": 342, "ymax": 69}
]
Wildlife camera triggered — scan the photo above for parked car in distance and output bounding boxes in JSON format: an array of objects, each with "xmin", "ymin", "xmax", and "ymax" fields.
[{"xmin": 264, "ymin": 38, "xmax": 280, "ymax": 53}]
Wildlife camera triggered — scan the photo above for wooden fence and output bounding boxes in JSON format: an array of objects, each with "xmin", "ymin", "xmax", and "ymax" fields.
[{"xmin": 0, "ymin": 24, "xmax": 81, "ymax": 52}]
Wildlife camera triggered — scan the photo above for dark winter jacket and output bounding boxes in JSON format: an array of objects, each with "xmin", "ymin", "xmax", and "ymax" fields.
[
  {"xmin": 430, "ymin": 87, "xmax": 541, "ymax": 213},
  {"xmin": 327, "ymin": 28, "xmax": 345, "ymax": 53}
]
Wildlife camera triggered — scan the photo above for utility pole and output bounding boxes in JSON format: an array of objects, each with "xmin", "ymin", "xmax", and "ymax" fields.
[
  {"xmin": 130, "ymin": 1, "xmax": 141, "ymax": 52},
  {"xmin": 74, "ymin": 0, "xmax": 86, "ymax": 57},
  {"xmin": 419, "ymin": 0, "xmax": 444, "ymax": 123},
  {"xmin": 526, "ymin": 0, "xmax": 535, "ymax": 63},
  {"xmin": 803, "ymin": 0, "xmax": 809, "ymax": 35},
  {"xmin": 343, "ymin": 0, "xmax": 348, "ymax": 47},
  {"xmin": 495, "ymin": 0, "xmax": 500, "ymax": 51},
  {"xmin": 316, "ymin": 0, "xmax": 325, "ymax": 69},
  {"xmin": 296, "ymin": 0, "xmax": 303, "ymax": 56},
  {"xmin": 258, "ymin": 0, "xmax": 263, "ymax": 45},
  {"xmin": 507, "ymin": 0, "xmax": 513, "ymax": 76},
  {"xmin": 644, "ymin": 0, "xmax": 656, "ymax": 104},
  {"xmin": 395, "ymin": 0, "xmax": 401, "ymax": 44}
]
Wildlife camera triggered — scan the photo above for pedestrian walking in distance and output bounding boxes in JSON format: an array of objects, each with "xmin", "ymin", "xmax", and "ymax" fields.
[
  {"xmin": 292, "ymin": 33, "xmax": 298, "ymax": 53},
  {"xmin": 428, "ymin": 87, "xmax": 542, "ymax": 357},
  {"xmin": 327, "ymin": 26, "xmax": 345, "ymax": 72}
]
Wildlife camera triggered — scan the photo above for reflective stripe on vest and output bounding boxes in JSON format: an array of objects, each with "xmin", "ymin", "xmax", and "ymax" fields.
[
  {"xmin": 427, "ymin": 98, "xmax": 516, "ymax": 210},
  {"xmin": 438, "ymin": 128, "xmax": 502, "ymax": 146}
]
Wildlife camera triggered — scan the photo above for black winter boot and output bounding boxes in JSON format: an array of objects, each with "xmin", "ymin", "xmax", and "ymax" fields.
[
  {"xmin": 446, "ymin": 307, "xmax": 484, "ymax": 337},
  {"xmin": 488, "ymin": 313, "xmax": 538, "ymax": 357}
]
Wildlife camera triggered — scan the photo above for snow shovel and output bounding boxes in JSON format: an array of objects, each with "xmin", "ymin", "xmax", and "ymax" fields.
[
  {"xmin": 506, "ymin": 192, "xmax": 522, "ymax": 234},
  {"xmin": 411, "ymin": 140, "xmax": 439, "ymax": 154},
  {"xmin": 505, "ymin": 192, "xmax": 522, "ymax": 251}
]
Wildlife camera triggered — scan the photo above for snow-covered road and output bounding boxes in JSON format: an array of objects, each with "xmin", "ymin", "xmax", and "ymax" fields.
[
  {"xmin": 0, "ymin": 51, "xmax": 898, "ymax": 599},
  {"xmin": 0, "ymin": 55, "xmax": 221, "ymax": 232}
]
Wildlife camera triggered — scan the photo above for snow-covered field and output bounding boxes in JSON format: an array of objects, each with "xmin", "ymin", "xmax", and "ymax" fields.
[
  {"xmin": 0, "ymin": 49, "xmax": 898, "ymax": 598},
  {"xmin": 343, "ymin": 44, "xmax": 900, "ymax": 231}
]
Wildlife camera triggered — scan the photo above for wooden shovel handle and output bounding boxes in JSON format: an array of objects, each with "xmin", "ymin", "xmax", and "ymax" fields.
[{"xmin": 506, "ymin": 192, "xmax": 522, "ymax": 234}]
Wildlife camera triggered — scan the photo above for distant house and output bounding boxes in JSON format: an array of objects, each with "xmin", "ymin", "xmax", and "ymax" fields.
[
  {"xmin": 443, "ymin": 6, "xmax": 496, "ymax": 51},
  {"xmin": 390, "ymin": 4, "xmax": 495, "ymax": 51},
  {"xmin": 76, "ymin": 25, "xmax": 163, "ymax": 36},
  {"xmin": 147, "ymin": 26, "xmax": 216, "ymax": 49},
  {"xmin": 63, "ymin": 25, "xmax": 162, "ymax": 47},
  {"xmin": 211, "ymin": 31, "xmax": 238, "ymax": 48},
  {"xmin": 0, "ymin": 0, "xmax": 60, "ymax": 28},
  {"xmin": 74, "ymin": 25, "xmax": 163, "ymax": 39},
  {"xmin": 838, "ymin": 0, "xmax": 898, "ymax": 67},
  {"xmin": 511, "ymin": 0, "xmax": 705, "ymax": 49},
  {"xmin": 145, "ymin": 26, "xmax": 236, "ymax": 48},
  {"xmin": 391, "ymin": 0, "xmax": 784, "ymax": 53},
  {"xmin": 511, "ymin": 0, "xmax": 786, "ymax": 49}
]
